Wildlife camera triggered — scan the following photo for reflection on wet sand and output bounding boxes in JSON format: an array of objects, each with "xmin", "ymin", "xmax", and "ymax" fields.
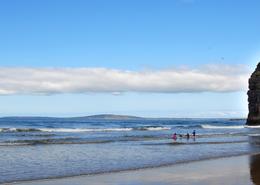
[
  {"xmin": 250, "ymin": 154, "xmax": 260, "ymax": 185},
  {"xmin": 249, "ymin": 135, "xmax": 260, "ymax": 185}
]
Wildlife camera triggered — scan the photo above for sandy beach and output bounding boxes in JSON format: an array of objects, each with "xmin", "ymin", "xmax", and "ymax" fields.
[
  {"xmin": 1, "ymin": 0, "xmax": 260, "ymax": 184},
  {"xmin": 9, "ymin": 154, "xmax": 259, "ymax": 185}
]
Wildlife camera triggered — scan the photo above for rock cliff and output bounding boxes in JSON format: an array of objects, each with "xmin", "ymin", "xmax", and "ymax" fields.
[{"xmin": 247, "ymin": 63, "xmax": 260, "ymax": 125}]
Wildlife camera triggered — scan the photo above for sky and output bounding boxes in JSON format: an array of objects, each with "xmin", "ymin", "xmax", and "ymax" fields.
[{"xmin": 0, "ymin": 0, "xmax": 260, "ymax": 117}]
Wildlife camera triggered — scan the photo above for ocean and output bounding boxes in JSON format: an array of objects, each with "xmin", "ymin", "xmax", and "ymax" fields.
[{"xmin": 0, "ymin": 117, "xmax": 260, "ymax": 184}]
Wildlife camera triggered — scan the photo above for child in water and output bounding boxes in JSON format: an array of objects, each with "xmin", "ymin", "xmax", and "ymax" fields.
[
  {"xmin": 172, "ymin": 133, "xmax": 177, "ymax": 140},
  {"xmin": 186, "ymin": 133, "xmax": 190, "ymax": 139}
]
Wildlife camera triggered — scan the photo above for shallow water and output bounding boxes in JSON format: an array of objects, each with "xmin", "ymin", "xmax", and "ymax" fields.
[{"xmin": 0, "ymin": 118, "xmax": 260, "ymax": 183}]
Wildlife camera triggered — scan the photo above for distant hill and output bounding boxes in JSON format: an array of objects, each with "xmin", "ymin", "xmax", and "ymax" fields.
[{"xmin": 77, "ymin": 114, "xmax": 143, "ymax": 120}]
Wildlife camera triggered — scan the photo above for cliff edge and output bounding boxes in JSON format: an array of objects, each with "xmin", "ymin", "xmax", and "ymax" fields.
[{"xmin": 247, "ymin": 63, "xmax": 260, "ymax": 125}]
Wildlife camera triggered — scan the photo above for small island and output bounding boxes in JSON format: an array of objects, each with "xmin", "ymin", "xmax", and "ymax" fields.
[{"xmin": 77, "ymin": 114, "xmax": 143, "ymax": 120}]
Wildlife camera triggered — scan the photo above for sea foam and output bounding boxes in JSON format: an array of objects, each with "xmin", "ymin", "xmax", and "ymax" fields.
[{"xmin": 201, "ymin": 124, "xmax": 244, "ymax": 129}]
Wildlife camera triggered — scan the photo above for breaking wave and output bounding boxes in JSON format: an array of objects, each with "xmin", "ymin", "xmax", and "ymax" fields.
[
  {"xmin": 0, "ymin": 124, "xmax": 253, "ymax": 133},
  {"xmin": 0, "ymin": 126, "xmax": 171, "ymax": 133},
  {"xmin": 0, "ymin": 128, "xmax": 42, "ymax": 132},
  {"xmin": 40, "ymin": 128, "xmax": 133, "ymax": 132},
  {"xmin": 201, "ymin": 124, "xmax": 245, "ymax": 129},
  {"xmin": 134, "ymin": 126, "xmax": 171, "ymax": 131},
  {"xmin": 245, "ymin": 125, "xmax": 260, "ymax": 129}
]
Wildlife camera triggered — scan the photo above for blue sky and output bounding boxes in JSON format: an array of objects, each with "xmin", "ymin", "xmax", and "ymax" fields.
[{"xmin": 0, "ymin": 0, "xmax": 259, "ymax": 117}]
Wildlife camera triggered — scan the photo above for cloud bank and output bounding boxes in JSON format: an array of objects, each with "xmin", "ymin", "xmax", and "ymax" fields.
[{"xmin": 0, "ymin": 64, "xmax": 250, "ymax": 95}]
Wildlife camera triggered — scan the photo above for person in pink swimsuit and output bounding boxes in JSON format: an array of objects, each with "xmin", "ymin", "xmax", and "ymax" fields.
[{"xmin": 172, "ymin": 133, "xmax": 177, "ymax": 140}]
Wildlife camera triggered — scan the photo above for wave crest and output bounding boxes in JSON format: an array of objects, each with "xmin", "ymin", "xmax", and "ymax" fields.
[
  {"xmin": 201, "ymin": 124, "xmax": 244, "ymax": 129},
  {"xmin": 0, "ymin": 126, "xmax": 171, "ymax": 133},
  {"xmin": 245, "ymin": 125, "xmax": 260, "ymax": 128}
]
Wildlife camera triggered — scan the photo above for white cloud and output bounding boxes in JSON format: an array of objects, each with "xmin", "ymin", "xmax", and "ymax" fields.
[{"xmin": 0, "ymin": 64, "xmax": 250, "ymax": 95}]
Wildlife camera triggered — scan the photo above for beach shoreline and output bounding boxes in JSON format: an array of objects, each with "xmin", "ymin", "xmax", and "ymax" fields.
[{"xmin": 8, "ymin": 153, "xmax": 260, "ymax": 185}]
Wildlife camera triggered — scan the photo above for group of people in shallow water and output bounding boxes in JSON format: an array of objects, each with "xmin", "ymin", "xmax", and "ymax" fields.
[{"xmin": 172, "ymin": 130, "xmax": 196, "ymax": 140}]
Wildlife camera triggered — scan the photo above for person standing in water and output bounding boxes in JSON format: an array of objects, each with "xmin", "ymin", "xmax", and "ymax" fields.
[
  {"xmin": 186, "ymin": 133, "xmax": 190, "ymax": 139},
  {"xmin": 172, "ymin": 133, "xmax": 177, "ymax": 140},
  {"xmin": 192, "ymin": 130, "xmax": 196, "ymax": 138}
]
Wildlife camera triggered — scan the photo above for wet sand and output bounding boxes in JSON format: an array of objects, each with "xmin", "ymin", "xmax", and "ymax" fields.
[{"xmin": 9, "ymin": 154, "xmax": 260, "ymax": 185}]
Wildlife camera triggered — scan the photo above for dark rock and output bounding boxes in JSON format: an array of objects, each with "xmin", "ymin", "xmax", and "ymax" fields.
[{"xmin": 247, "ymin": 63, "xmax": 260, "ymax": 125}]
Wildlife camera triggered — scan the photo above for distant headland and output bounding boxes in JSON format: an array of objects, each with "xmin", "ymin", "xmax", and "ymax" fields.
[{"xmin": 77, "ymin": 114, "xmax": 143, "ymax": 120}]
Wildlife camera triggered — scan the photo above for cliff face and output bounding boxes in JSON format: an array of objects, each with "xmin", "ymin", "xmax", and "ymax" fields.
[{"xmin": 247, "ymin": 63, "xmax": 260, "ymax": 125}]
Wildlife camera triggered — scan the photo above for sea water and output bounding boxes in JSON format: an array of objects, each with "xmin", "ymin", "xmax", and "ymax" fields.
[{"xmin": 0, "ymin": 117, "xmax": 260, "ymax": 183}]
